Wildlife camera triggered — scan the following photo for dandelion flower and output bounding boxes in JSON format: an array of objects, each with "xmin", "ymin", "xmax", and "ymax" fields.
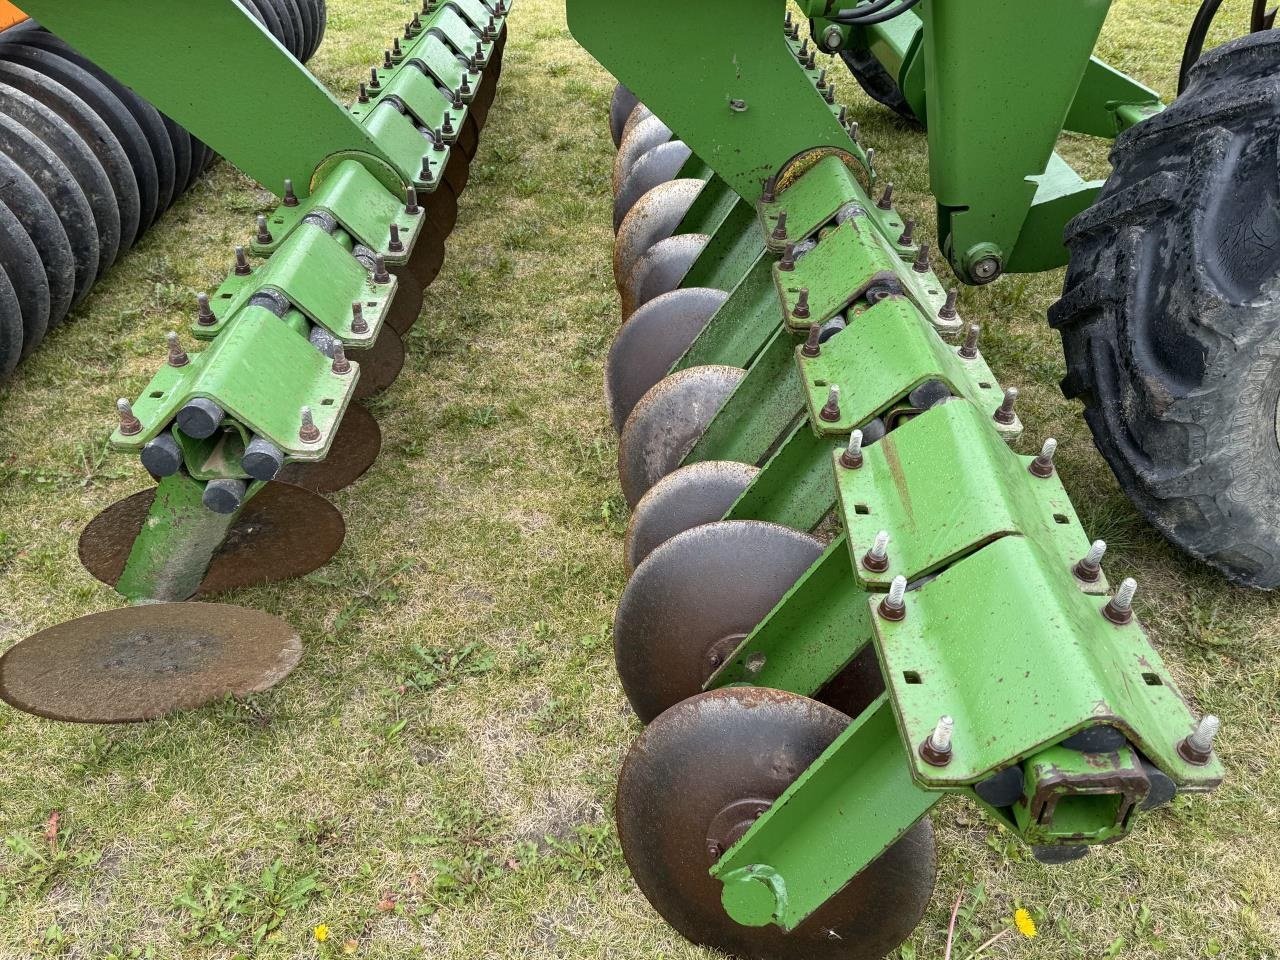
[
  {"xmin": 314, "ymin": 924, "xmax": 330, "ymax": 943},
  {"xmin": 1014, "ymin": 908, "xmax": 1037, "ymax": 939}
]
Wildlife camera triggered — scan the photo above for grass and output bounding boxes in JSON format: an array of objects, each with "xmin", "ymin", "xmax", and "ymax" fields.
[{"xmin": 0, "ymin": 0, "xmax": 1278, "ymax": 957}]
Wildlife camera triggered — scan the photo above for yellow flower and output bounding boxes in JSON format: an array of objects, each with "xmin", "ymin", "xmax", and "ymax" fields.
[
  {"xmin": 314, "ymin": 924, "xmax": 330, "ymax": 943},
  {"xmin": 1014, "ymin": 908, "xmax": 1037, "ymax": 939}
]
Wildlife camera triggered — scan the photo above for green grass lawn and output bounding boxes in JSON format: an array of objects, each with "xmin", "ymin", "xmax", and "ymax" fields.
[{"xmin": 1, "ymin": 0, "xmax": 1278, "ymax": 957}]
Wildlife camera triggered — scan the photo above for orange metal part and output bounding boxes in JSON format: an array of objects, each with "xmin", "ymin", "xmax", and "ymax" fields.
[{"xmin": 0, "ymin": 1, "xmax": 27, "ymax": 31}]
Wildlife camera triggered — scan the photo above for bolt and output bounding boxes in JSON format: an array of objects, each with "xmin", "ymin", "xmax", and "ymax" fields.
[
  {"xmin": 1103, "ymin": 577, "xmax": 1137, "ymax": 625},
  {"xmin": 1178, "ymin": 715, "xmax": 1220, "ymax": 765},
  {"xmin": 116, "ymin": 398, "xmax": 142, "ymax": 436},
  {"xmin": 806, "ymin": 49, "xmax": 817, "ymax": 69},
  {"xmin": 707, "ymin": 841, "xmax": 723, "ymax": 860},
  {"xmin": 405, "ymin": 186, "xmax": 420, "ymax": 216},
  {"xmin": 412, "ymin": 12, "xmax": 422, "ymax": 30},
  {"xmin": 761, "ymin": 176, "xmax": 777, "ymax": 203},
  {"xmin": 332, "ymin": 343, "xmax": 352, "ymax": 375},
  {"xmin": 383, "ymin": 50, "xmax": 393, "ymax": 69},
  {"xmin": 793, "ymin": 288, "xmax": 810, "ymax": 320},
  {"xmin": 1074, "ymin": 540, "xmax": 1107, "ymax": 583},
  {"xmin": 864, "ymin": 147, "xmax": 876, "ymax": 175},
  {"xmin": 920, "ymin": 716, "xmax": 954, "ymax": 766},
  {"xmin": 819, "ymin": 384, "xmax": 841, "ymax": 422},
  {"xmin": 255, "ymin": 214, "xmax": 273, "ymax": 245},
  {"xmin": 779, "ymin": 243, "xmax": 796, "ymax": 272},
  {"xmin": 913, "ymin": 242, "xmax": 931, "ymax": 273},
  {"xmin": 840, "ymin": 429, "xmax": 864, "ymax": 469},
  {"xmin": 373, "ymin": 255, "xmax": 391, "ymax": 284},
  {"xmin": 460, "ymin": 74, "xmax": 472, "ymax": 95},
  {"xmin": 442, "ymin": 113, "xmax": 455, "ymax": 136},
  {"xmin": 897, "ymin": 219, "xmax": 916, "ymax": 246},
  {"xmin": 848, "ymin": 120, "xmax": 860, "ymax": 143},
  {"xmin": 358, "ymin": 82, "xmax": 369, "ymax": 104},
  {"xmin": 1029, "ymin": 438, "xmax": 1058, "ymax": 478},
  {"xmin": 404, "ymin": 23, "xmax": 414, "ymax": 40},
  {"xmin": 817, "ymin": 67, "xmax": 828, "ymax": 90},
  {"xmin": 233, "ymin": 246, "xmax": 251, "ymax": 276},
  {"xmin": 822, "ymin": 24, "xmax": 844, "ymax": 51},
  {"xmin": 196, "ymin": 292, "xmax": 217, "ymax": 327},
  {"xmin": 369, "ymin": 66, "xmax": 381, "ymax": 90},
  {"xmin": 299, "ymin": 406, "xmax": 321, "ymax": 443},
  {"xmin": 388, "ymin": 224, "xmax": 405, "ymax": 253},
  {"xmin": 993, "ymin": 387, "xmax": 1019, "ymax": 425},
  {"xmin": 729, "ymin": 97, "xmax": 747, "ymax": 112},
  {"xmin": 165, "ymin": 331, "xmax": 189, "ymax": 367},
  {"xmin": 784, "ymin": 10, "xmax": 792, "ymax": 27},
  {"xmin": 971, "ymin": 255, "xmax": 1002, "ymax": 283},
  {"xmin": 351, "ymin": 301, "xmax": 369, "ymax": 334},
  {"xmin": 802, "ymin": 323, "xmax": 822, "ymax": 358},
  {"xmin": 283, "ymin": 178, "xmax": 299, "ymax": 207},
  {"xmin": 863, "ymin": 530, "xmax": 890, "ymax": 573},
  {"xmin": 942, "ymin": 291, "xmax": 962, "ymax": 325},
  {"xmin": 957, "ymin": 325, "xmax": 980, "ymax": 362},
  {"xmin": 838, "ymin": 105, "xmax": 849, "ymax": 127},
  {"xmin": 771, "ymin": 211, "xmax": 788, "ymax": 242},
  {"xmin": 824, "ymin": 82, "xmax": 837, "ymax": 104},
  {"xmin": 877, "ymin": 182, "xmax": 894, "ymax": 210},
  {"xmin": 879, "ymin": 575, "xmax": 908, "ymax": 621},
  {"xmin": 799, "ymin": 39, "xmax": 809, "ymax": 58}
]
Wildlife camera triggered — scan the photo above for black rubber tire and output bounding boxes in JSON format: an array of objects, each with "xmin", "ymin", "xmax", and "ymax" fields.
[
  {"xmin": 839, "ymin": 46, "xmax": 920, "ymax": 124},
  {"xmin": 1051, "ymin": 31, "xmax": 1280, "ymax": 589}
]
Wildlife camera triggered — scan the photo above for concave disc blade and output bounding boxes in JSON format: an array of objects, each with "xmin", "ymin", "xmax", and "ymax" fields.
[
  {"xmin": 614, "ymin": 114, "xmax": 673, "ymax": 197},
  {"xmin": 615, "ymin": 139, "xmax": 693, "ymax": 231},
  {"xmin": 617, "ymin": 687, "xmax": 936, "ymax": 960},
  {"xmin": 621, "ymin": 232, "xmax": 710, "ymax": 321},
  {"xmin": 385, "ymin": 263, "xmax": 425, "ymax": 335},
  {"xmin": 613, "ymin": 178, "xmax": 702, "ymax": 289},
  {"xmin": 402, "ymin": 223, "xmax": 446, "ymax": 290},
  {"xmin": 350, "ymin": 325, "xmax": 405, "ymax": 400},
  {"xmin": 0, "ymin": 602, "xmax": 302, "ymax": 723},
  {"xmin": 79, "ymin": 482, "xmax": 345, "ymax": 598},
  {"xmin": 615, "ymin": 520, "xmax": 824, "ymax": 723},
  {"xmin": 609, "ymin": 83, "xmax": 640, "ymax": 149},
  {"xmin": 278, "ymin": 402, "xmax": 381, "ymax": 493}
]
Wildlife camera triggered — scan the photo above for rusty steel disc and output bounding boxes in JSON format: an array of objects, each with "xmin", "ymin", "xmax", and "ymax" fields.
[
  {"xmin": 399, "ymin": 224, "xmax": 446, "ymax": 292},
  {"xmin": 617, "ymin": 687, "xmax": 936, "ymax": 960},
  {"xmin": 79, "ymin": 482, "xmax": 345, "ymax": 598},
  {"xmin": 0, "ymin": 602, "xmax": 302, "ymax": 723},
  {"xmin": 621, "ymin": 232, "xmax": 710, "ymax": 320},
  {"xmin": 278, "ymin": 402, "xmax": 382, "ymax": 494},
  {"xmin": 614, "ymin": 521, "xmax": 826, "ymax": 723},
  {"xmin": 609, "ymin": 83, "xmax": 640, "ymax": 148},
  {"xmin": 351, "ymin": 325, "xmax": 405, "ymax": 400},
  {"xmin": 613, "ymin": 178, "xmax": 703, "ymax": 290}
]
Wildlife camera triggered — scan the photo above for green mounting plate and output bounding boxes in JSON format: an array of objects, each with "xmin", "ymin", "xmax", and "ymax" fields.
[
  {"xmin": 834, "ymin": 401, "xmax": 1105, "ymax": 593},
  {"xmin": 760, "ymin": 155, "xmax": 906, "ymax": 257},
  {"xmin": 197, "ymin": 223, "xmax": 395, "ymax": 345},
  {"xmin": 114, "ymin": 306, "xmax": 356, "ymax": 460},
  {"xmin": 795, "ymin": 297, "xmax": 1016, "ymax": 438},
  {"xmin": 871, "ymin": 535, "xmax": 1225, "ymax": 790},
  {"xmin": 362, "ymin": 103, "xmax": 449, "ymax": 193},
  {"xmin": 252, "ymin": 159, "xmax": 425, "ymax": 264}
]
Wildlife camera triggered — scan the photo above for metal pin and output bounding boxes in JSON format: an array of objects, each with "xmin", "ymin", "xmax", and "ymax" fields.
[
  {"xmin": 898, "ymin": 218, "xmax": 916, "ymax": 246},
  {"xmin": 358, "ymin": 82, "xmax": 369, "ymax": 104},
  {"xmin": 877, "ymin": 182, "xmax": 894, "ymax": 210},
  {"xmin": 848, "ymin": 120, "xmax": 860, "ymax": 143},
  {"xmin": 993, "ymin": 387, "xmax": 1019, "ymax": 425},
  {"xmin": 373, "ymin": 255, "xmax": 391, "ymax": 284},
  {"xmin": 802, "ymin": 323, "xmax": 822, "ymax": 358},
  {"xmin": 1074, "ymin": 540, "xmax": 1107, "ymax": 583},
  {"xmin": 283, "ymin": 178, "xmax": 299, "ymax": 207},
  {"xmin": 388, "ymin": 224, "xmax": 405, "ymax": 253},
  {"xmin": 299, "ymin": 406, "xmax": 321, "ymax": 443},
  {"xmin": 840, "ymin": 429, "xmax": 864, "ymax": 469},
  {"xmin": 332, "ymin": 343, "xmax": 352, "ymax": 375},
  {"xmin": 761, "ymin": 176, "xmax": 777, "ymax": 204},
  {"xmin": 819, "ymin": 384, "xmax": 841, "ymax": 422},
  {"xmin": 793, "ymin": 287, "xmax": 810, "ymax": 320},
  {"xmin": 771, "ymin": 211, "xmax": 788, "ymax": 242},
  {"xmin": 921, "ymin": 716, "xmax": 954, "ymax": 766},
  {"xmin": 913, "ymin": 242, "xmax": 931, "ymax": 273},
  {"xmin": 863, "ymin": 530, "xmax": 890, "ymax": 572},
  {"xmin": 197, "ymin": 292, "xmax": 217, "ymax": 326},
  {"xmin": 255, "ymin": 214, "xmax": 273, "ymax": 245},
  {"xmin": 940, "ymin": 290, "xmax": 961, "ymax": 324},
  {"xmin": 1029, "ymin": 438, "xmax": 1058, "ymax": 478},
  {"xmin": 117, "ymin": 398, "xmax": 142, "ymax": 436},
  {"xmin": 779, "ymin": 243, "xmax": 796, "ymax": 272},
  {"xmin": 351, "ymin": 302, "xmax": 369, "ymax": 334},
  {"xmin": 864, "ymin": 147, "xmax": 876, "ymax": 176},
  {"xmin": 166, "ymin": 331, "xmax": 189, "ymax": 367},
  {"xmin": 233, "ymin": 246, "xmax": 251, "ymax": 276},
  {"xmin": 1103, "ymin": 577, "xmax": 1137, "ymax": 625},
  {"xmin": 405, "ymin": 186, "xmax": 420, "ymax": 216},
  {"xmin": 1179, "ymin": 715, "xmax": 1220, "ymax": 765},
  {"xmin": 879, "ymin": 575, "xmax": 908, "ymax": 621}
]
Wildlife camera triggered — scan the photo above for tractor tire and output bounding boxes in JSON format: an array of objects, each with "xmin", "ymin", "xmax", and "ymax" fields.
[
  {"xmin": 1050, "ymin": 31, "xmax": 1280, "ymax": 589},
  {"xmin": 839, "ymin": 46, "xmax": 919, "ymax": 124}
]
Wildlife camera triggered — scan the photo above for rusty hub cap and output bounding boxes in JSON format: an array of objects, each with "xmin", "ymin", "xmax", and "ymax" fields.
[
  {"xmin": 278, "ymin": 402, "xmax": 381, "ymax": 494},
  {"xmin": 617, "ymin": 687, "xmax": 937, "ymax": 960},
  {"xmin": 79, "ymin": 482, "xmax": 345, "ymax": 598},
  {"xmin": 0, "ymin": 603, "xmax": 302, "ymax": 723},
  {"xmin": 614, "ymin": 520, "xmax": 825, "ymax": 723}
]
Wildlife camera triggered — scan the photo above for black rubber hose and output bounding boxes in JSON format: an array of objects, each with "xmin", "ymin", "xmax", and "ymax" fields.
[{"xmin": 833, "ymin": 0, "xmax": 924, "ymax": 26}]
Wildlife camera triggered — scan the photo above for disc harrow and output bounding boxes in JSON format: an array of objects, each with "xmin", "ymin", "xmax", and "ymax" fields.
[
  {"xmin": 568, "ymin": 0, "xmax": 1228, "ymax": 954},
  {"xmin": 0, "ymin": 1, "xmax": 328, "ymax": 376},
  {"xmin": 0, "ymin": 0, "xmax": 511, "ymax": 723}
]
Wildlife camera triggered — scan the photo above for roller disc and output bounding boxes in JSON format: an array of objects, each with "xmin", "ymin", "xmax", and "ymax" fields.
[
  {"xmin": 617, "ymin": 687, "xmax": 937, "ymax": 960},
  {"xmin": 0, "ymin": 603, "xmax": 302, "ymax": 723},
  {"xmin": 0, "ymin": 151, "xmax": 76, "ymax": 326},
  {"xmin": 295, "ymin": 0, "xmax": 319, "ymax": 59},
  {"xmin": 613, "ymin": 114, "xmax": 673, "ymax": 197},
  {"xmin": 619, "ymin": 102, "xmax": 655, "ymax": 147},
  {"xmin": 385, "ymin": 263, "xmax": 425, "ymax": 335},
  {"xmin": 606, "ymin": 287, "xmax": 728, "ymax": 433},
  {"xmin": 307, "ymin": 0, "xmax": 328, "ymax": 59},
  {"xmin": 350, "ymin": 325, "xmax": 405, "ymax": 399},
  {"xmin": 615, "ymin": 521, "xmax": 824, "ymax": 722},
  {"xmin": 0, "ymin": 264, "xmax": 23, "ymax": 376},
  {"xmin": 0, "ymin": 60, "xmax": 142, "ymax": 253},
  {"xmin": 621, "ymin": 232, "xmax": 710, "ymax": 320},
  {"xmin": 609, "ymin": 84, "xmax": 640, "ymax": 148},
  {"xmin": 278, "ymin": 402, "xmax": 381, "ymax": 493},
  {"xmin": 185, "ymin": 135, "xmax": 213, "ymax": 193},
  {"xmin": 403, "ymin": 225, "xmax": 446, "ymax": 290},
  {"xmin": 618, "ymin": 364, "xmax": 744, "ymax": 508},
  {"xmin": 624, "ymin": 461, "xmax": 758, "ymax": 574},
  {"xmin": 614, "ymin": 178, "xmax": 704, "ymax": 289},
  {"xmin": 614, "ymin": 140, "xmax": 694, "ymax": 230},
  {"xmin": 161, "ymin": 115, "xmax": 193, "ymax": 201},
  {"xmin": 78, "ymin": 482, "xmax": 345, "ymax": 598},
  {"xmin": 0, "ymin": 111, "xmax": 99, "ymax": 304},
  {"xmin": 0, "ymin": 197, "xmax": 51, "ymax": 356},
  {"xmin": 260, "ymin": 0, "xmax": 300, "ymax": 56}
]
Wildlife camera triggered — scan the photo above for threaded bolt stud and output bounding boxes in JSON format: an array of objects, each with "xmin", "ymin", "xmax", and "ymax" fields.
[
  {"xmin": 255, "ymin": 215, "xmax": 273, "ymax": 245},
  {"xmin": 1074, "ymin": 540, "xmax": 1107, "ymax": 583},
  {"xmin": 877, "ymin": 182, "xmax": 894, "ymax": 210},
  {"xmin": 863, "ymin": 530, "xmax": 890, "ymax": 573},
  {"xmin": 358, "ymin": 82, "xmax": 369, "ymax": 103},
  {"xmin": 1029, "ymin": 438, "xmax": 1058, "ymax": 478},
  {"xmin": 802, "ymin": 323, "xmax": 822, "ymax": 358},
  {"xmin": 196, "ymin": 292, "xmax": 217, "ymax": 326},
  {"xmin": 373, "ymin": 256, "xmax": 391, "ymax": 284},
  {"xmin": 958, "ymin": 322, "xmax": 979, "ymax": 359},
  {"xmin": 793, "ymin": 288, "xmax": 810, "ymax": 320},
  {"xmin": 848, "ymin": 120, "xmax": 860, "ymax": 143},
  {"xmin": 405, "ymin": 187, "xmax": 420, "ymax": 216},
  {"xmin": 840, "ymin": 429, "xmax": 864, "ymax": 469},
  {"xmin": 299, "ymin": 406, "xmax": 321, "ymax": 443},
  {"xmin": 332, "ymin": 343, "xmax": 351, "ymax": 375},
  {"xmin": 233, "ymin": 246, "xmax": 251, "ymax": 276},
  {"xmin": 351, "ymin": 302, "xmax": 369, "ymax": 334},
  {"xmin": 913, "ymin": 242, "xmax": 931, "ymax": 273},
  {"xmin": 1103, "ymin": 577, "xmax": 1138, "ymax": 625},
  {"xmin": 880, "ymin": 575, "xmax": 908, "ymax": 621},
  {"xmin": 819, "ymin": 384, "xmax": 841, "ymax": 422},
  {"xmin": 779, "ymin": 243, "xmax": 796, "ymax": 272},
  {"xmin": 117, "ymin": 398, "xmax": 142, "ymax": 436},
  {"xmin": 762, "ymin": 176, "xmax": 777, "ymax": 203},
  {"xmin": 283, "ymin": 178, "xmax": 299, "ymax": 207},
  {"xmin": 993, "ymin": 387, "xmax": 1019, "ymax": 425},
  {"xmin": 771, "ymin": 211, "xmax": 788, "ymax": 242},
  {"xmin": 369, "ymin": 67, "xmax": 381, "ymax": 89},
  {"xmin": 920, "ymin": 715, "xmax": 954, "ymax": 766},
  {"xmin": 1178, "ymin": 715, "xmax": 1220, "ymax": 765},
  {"xmin": 941, "ymin": 289, "xmax": 960, "ymax": 323},
  {"xmin": 388, "ymin": 224, "xmax": 404, "ymax": 253},
  {"xmin": 898, "ymin": 219, "xmax": 916, "ymax": 246},
  {"xmin": 166, "ymin": 331, "xmax": 189, "ymax": 368}
]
